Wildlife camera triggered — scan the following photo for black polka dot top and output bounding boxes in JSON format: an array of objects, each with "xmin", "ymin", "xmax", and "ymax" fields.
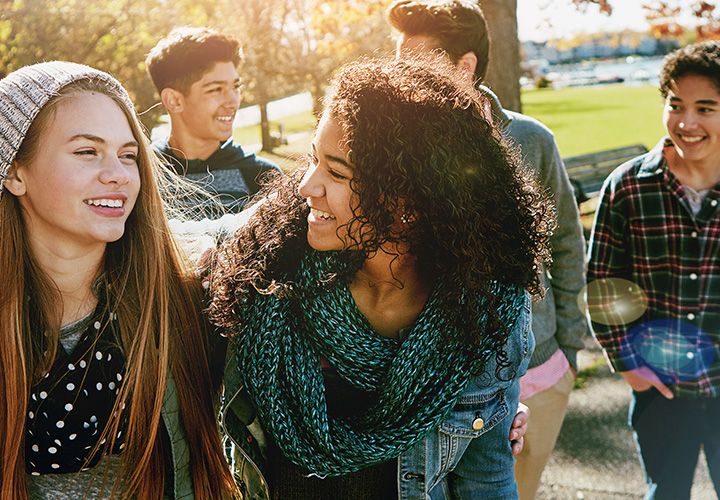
[{"xmin": 25, "ymin": 301, "xmax": 127, "ymax": 475}]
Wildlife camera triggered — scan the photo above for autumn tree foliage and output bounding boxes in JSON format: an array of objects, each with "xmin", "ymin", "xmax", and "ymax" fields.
[
  {"xmin": 571, "ymin": 0, "xmax": 612, "ymax": 15},
  {"xmin": 0, "ymin": 0, "xmax": 212, "ymax": 126},
  {"xmin": 284, "ymin": 0, "xmax": 392, "ymax": 116},
  {"xmin": 4, "ymin": 0, "xmax": 719, "ymax": 148},
  {"xmin": 690, "ymin": 1, "xmax": 720, "ymax": 40},
  {"xmin": 574, "ymin": 0, "xmax": 720, "ymax": 41},
  {"xmin": 0, "ymin": 0, "xmax": 392, "ymax": 149},
  {"xmin": 214, "ymin": 0, "xmax": 392, "ymax": 150}
]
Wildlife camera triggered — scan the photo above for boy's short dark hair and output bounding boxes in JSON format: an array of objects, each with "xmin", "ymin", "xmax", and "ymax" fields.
[
  {"xmin": 387, "ymin": 0, "xmax": 490, "ymax": 81},
  {"xmin": 146, "ymin": 27, "xmax": 242, "ymax": 95},
  {"xmin": 660, "ymin": 41, "xmax": 720, "ymax": 98}
]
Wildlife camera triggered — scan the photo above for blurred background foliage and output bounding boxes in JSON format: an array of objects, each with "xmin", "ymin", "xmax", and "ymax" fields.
[
  {"xmin": 2, "ymin": 0, "xmax": 718, "ymax": 146},
  {"xmin": 0, "ymin": 0, "xmax": 393, "ymax": 130}
]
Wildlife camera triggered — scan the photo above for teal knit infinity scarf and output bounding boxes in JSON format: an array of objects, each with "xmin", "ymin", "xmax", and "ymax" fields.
[{"xmin": 234, "ymin": 250, "xmax": 525, "ymax": 477}]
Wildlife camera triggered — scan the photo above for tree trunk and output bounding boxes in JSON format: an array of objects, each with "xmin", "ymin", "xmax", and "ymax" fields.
[
  {"xmin": 311, "ymin": 76, "xmax": 325, "ymax": 118},
  {"xmin": 259, "ymin": 101, "xmax": 273, "ymax": 153},
  {"xmin": 479, "ymin": 0, "xmax": 522, "ymax": 112}
]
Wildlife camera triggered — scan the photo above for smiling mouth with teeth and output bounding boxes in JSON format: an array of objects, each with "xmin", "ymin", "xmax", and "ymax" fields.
[
  {"xmin": 311, "ymin": 207, "xmax": 335, "ymax": 220},
  {"xmin": 216, "ymin": 115, "xmax": 234, "ymax": 123},
  {"xmin": 84, "ymin": 199, "xmax": 124, "ymax": 208},
  {"xmin": 680, "ymin": 135, "xmax": 705, "ymax": 143}
]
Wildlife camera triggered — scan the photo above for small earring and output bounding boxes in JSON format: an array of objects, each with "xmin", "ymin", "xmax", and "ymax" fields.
[{"xmin": 400, "ymin": 212, "xmax": 416, "ymax": 225}]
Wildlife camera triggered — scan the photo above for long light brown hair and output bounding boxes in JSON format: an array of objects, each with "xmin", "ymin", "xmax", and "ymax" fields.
[{"xmin": 0, "ymin": 79, "xmax": 236, "ymax": 498}]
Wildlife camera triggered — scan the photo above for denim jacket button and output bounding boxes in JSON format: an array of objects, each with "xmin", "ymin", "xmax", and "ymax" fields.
[{"xmin": 472, "ymin": 417, "xmax": 485, "ymax": 431}]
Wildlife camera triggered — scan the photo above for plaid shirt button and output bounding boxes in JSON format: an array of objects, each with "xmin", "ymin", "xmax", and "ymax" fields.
[
  {"xmin": 687, "ymin": 313, "xmax": 696, "ymax": 321},
  {"xmin": 690, "ymin": 273, "xmax": 699, "ymax": 280}
]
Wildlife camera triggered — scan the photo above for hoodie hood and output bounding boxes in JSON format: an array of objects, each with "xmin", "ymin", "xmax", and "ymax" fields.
[{"xmin": 156, "ymin": 138, "xmax": 256, "ymax": 175}]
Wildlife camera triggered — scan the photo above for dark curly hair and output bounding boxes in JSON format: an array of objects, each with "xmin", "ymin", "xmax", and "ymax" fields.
[
  {"xmin": 208, "ymin": 56, "xmax": 553, "ymax": 357},
  {"xmin": 660, "ymin": 41, "xmax": 720, "ymax": 98}
]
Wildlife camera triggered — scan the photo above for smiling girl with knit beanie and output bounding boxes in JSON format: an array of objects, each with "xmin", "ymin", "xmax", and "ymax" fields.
[{"xmin": 0, "ymin": 62, "xmax": 235, "ymax": 499}]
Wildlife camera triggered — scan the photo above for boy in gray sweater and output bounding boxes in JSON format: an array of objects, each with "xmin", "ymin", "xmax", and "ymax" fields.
[{"xmin": 388, "ymin": 2, "xmax": 588, "ymax": 497}]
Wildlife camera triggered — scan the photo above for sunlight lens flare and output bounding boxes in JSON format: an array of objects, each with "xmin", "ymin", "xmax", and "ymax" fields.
[
  {"xmin": 630, "ymin": 319, "xmax": 716, "ymax": 383},
  {"xmin": 579, "ymin": 278, "xmax": 649, "ymax": 326}
]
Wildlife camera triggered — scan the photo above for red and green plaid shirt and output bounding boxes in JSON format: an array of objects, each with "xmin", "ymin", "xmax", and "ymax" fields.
[{"xmin": 587, "ymin": 138, "xmax": 720, "ymax": 398}]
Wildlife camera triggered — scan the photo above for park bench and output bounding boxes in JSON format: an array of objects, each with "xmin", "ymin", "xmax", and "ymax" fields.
[{"xmin": 563, "ymin": 143, "xmax": 649, "ymax": 205}]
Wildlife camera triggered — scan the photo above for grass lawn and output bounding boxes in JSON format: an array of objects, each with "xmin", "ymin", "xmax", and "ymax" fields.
[
  {"xmin": 233, "ymin": 111, "xmax": 316, "ymax": 149},
  {"xmin": 245, "ymin": 84, "xmax": 667, "ymax": 170},
  {"xmin": 521, "ymin": 84, "xmax": 666, "ymax": 157}
]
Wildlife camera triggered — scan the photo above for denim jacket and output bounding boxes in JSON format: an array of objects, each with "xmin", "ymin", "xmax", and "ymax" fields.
[{"xmin": 220, "ymin": 295, "xmax": 533, "ymax": 500}]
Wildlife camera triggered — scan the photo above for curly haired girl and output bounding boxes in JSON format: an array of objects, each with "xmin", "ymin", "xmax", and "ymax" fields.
[{"xmin": 210, "ymin": 56, "xmax": 553, "ymax": 499}]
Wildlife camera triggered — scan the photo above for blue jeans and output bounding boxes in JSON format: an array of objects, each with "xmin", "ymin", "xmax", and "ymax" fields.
[{"xmin": 630, "ymin": 388, "xmax": 720, "ymax": 499}]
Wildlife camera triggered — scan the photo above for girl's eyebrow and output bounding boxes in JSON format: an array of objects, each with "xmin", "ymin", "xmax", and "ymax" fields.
[
  {"xmin": 313, "ymin": 142, "xmax": 353, "ymax": 170},
  {"xmin": 325, "ymin": 153, "xmax": 353, "ymax": 170},
  {"xmin": 68, "ymin": 134, "xmax": 138, "ymax": 148}
]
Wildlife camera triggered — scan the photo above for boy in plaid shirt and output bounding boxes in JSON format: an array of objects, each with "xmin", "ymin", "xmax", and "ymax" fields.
[{"xmin": 588, "ymin": 41, "xmax": 720, "ymax": 499}]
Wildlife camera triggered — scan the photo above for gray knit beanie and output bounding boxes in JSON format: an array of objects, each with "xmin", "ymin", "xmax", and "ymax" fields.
[{"xmin": 0, "ymin": 61, "xmax": 134, "ymax": 198}]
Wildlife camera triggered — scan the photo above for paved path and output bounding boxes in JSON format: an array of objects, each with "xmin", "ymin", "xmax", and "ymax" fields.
[{"xmin": 537, "ymin": 347, "xmax": 715, "ymax": 499}]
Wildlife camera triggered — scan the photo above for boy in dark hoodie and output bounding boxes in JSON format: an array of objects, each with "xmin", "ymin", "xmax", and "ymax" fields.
[{"xmin": 146, "ymin": 27, "xmax": 281, "ymax": 213}]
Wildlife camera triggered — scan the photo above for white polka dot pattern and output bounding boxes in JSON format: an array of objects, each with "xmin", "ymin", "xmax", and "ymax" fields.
[{"xmin": 25, "ymin": 308, "xmax": 126, "ymax": 475}]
